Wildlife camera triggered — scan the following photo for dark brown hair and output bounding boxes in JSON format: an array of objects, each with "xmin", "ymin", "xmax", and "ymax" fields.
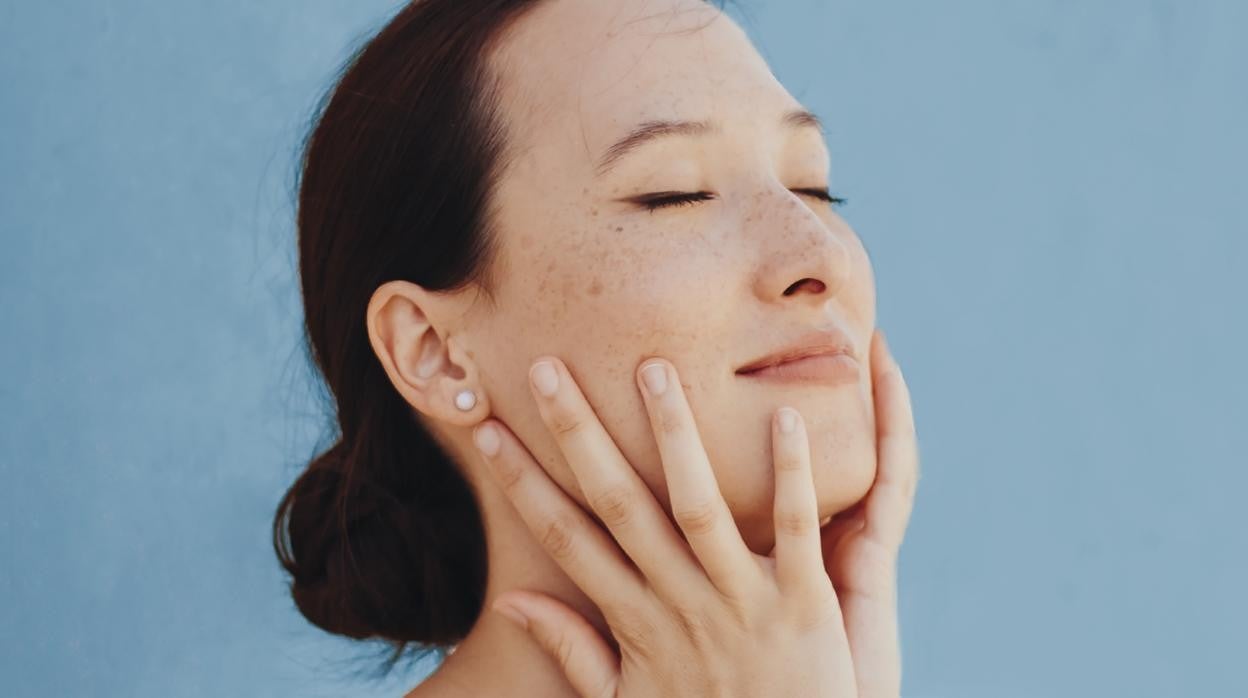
[{"xmin": 272, "ymin": 0, "xmax": 733, "ymax": 674}]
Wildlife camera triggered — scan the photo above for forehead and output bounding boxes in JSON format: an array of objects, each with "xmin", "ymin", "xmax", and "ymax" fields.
[{"xmin": 488, "ymin": 0, "xmax": 798, "ymax": 178}]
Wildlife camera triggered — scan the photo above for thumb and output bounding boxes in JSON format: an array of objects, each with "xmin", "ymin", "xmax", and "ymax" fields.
[{"xmin": 491, "ymin": 590, "xmax": 619, "ymax": 698}]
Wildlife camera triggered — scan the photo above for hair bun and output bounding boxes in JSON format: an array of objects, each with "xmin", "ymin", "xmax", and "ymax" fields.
[{"xmin": 273, "ymin": 425, "xmax": 487, "ymax": 651}]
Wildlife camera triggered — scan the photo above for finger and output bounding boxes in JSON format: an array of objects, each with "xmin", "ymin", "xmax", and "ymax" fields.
[
  {"xmin": 492, "ymin": 590, "xmax": 620, "ymax": 698},
  {"xmin": 473, "ymin": 418, "xmax": 648, "ymax": 611},
  {"xmin": 526, "ymin": 358, "xmax": 707, "ymax": 601},
  {"xmin": 862, "ymin": 328, "xmax": 920, "ymax": 551},
  {"xmin": 820, "ymin": 503, "xmax": 867, "ymax": 557},
  {"xmin": 840, "ymin": 549, "xmax": 901, "ymax": 698},
  {"xmin": 636, "ymin": 359, "xmax": 760, "ymax": 599},
  {"xmin": 836, "ymin": 328, "xmax": 911, "ymax": 698},
  {"xmin": 770, "ymin": 406, "xmax": 831, "ymax": 598}
]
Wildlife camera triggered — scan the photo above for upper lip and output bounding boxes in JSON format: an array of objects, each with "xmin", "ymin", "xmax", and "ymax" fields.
[{"xmin": 735, "ymin": 327, "xmax": 857, "ymax": 374}]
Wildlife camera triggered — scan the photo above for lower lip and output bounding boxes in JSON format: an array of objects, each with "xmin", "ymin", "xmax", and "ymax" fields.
[{"xmin": 737, "ymin": 353, "xmax": 860, "ymax": 386}]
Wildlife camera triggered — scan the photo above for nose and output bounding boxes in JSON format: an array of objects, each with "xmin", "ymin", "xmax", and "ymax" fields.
[{"xmin": 749, "ymin": 185, "xmax": 852, "ymax": 307}]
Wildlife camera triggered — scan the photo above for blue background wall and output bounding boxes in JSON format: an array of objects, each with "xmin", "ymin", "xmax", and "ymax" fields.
[{"xmin": 2, "ymin": 1, "xmax": 1244, "ymax": 696}]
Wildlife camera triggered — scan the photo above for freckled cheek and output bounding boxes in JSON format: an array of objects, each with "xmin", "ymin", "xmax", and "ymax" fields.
[
  {"xmin": 542, "ymin": 242, "xmax": 670, "ymax": 308},
  {"xmin": 516, "ymin": 227, "xmax": 734, "ymax": 357},
  {"xmin": 842, "ymin": 241, "xmax": 877, "ymax": 322}
]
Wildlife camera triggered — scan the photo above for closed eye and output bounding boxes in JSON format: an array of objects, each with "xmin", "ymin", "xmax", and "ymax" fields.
[{"xmin": 637, "ymin": 188, "xmax": 846, "ymax": 212}]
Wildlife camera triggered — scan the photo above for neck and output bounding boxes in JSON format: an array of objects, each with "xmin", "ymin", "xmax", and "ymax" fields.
[{"xmin": 410, "ymin": 444, "xmax": 611, "ymax": 697}]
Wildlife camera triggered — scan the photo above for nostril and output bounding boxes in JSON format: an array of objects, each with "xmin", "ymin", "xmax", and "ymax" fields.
[{"xmin": 783, "ymin": 278, "xmax": 826, "ymax": 295}]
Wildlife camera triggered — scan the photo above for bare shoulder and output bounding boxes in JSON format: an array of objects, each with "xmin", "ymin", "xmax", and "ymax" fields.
[
  {"xmin": 402, "ymin": 682, "xmax": 448, "ymax": 698},
  {"xmin": 402, "ymin": 679, "xmax": 455, "ymax": 698},
  {"xmin": 401, "ymin": 662, "xmax": 474, "ymax": 698}
]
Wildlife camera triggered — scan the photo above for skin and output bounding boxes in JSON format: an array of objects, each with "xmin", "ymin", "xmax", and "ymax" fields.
[
  {"xmin": 469, "ymin": 331, "xmax": 916, "ymax": 697},
  {"xmin": 362, "ymin": 0, "xmax": 892, "ymax": 695}
]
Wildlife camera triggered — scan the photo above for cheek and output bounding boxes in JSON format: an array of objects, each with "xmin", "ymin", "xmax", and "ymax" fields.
[
  {"xmin": 846, "ymin": 234, "xmax": 878, "ymax": 323},
  {"xmin": 482, "ymin": 223, "xmax": 877, "ymax": 550},
  {"xmin": 480, "ymin": 229, "xmax": 737, "ymax": 508},
  {"xmin": 521, "ymin": 225, "xmax": 735, "ymax": 354}
]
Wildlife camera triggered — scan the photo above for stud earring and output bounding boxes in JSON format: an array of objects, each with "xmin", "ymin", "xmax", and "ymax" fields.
[{"xmin": 454, "ymin": 389, "xmax": 477, "ymax": 411}]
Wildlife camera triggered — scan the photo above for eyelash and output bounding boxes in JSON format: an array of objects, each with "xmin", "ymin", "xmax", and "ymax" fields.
[{"xmin": 639, "ymin": 188, "xmax": 847, "ymax": 212}]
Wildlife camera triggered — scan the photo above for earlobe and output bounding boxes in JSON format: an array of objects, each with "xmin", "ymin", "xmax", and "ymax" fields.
[
  {"xmin": 365, "ymin": 280, "xmax": 489, "ymax": 426},
  {"xmin": 454, "ymin": 389, "xmax": 478, "ymax": 411},
  {"xmin": 434, "ymin": 335, "xmax": 490, "ymax": 425}
]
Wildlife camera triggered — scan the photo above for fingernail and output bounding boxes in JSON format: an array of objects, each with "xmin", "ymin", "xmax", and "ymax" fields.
[
  {"xmin": 493, "ymin": 601, "xmax": 529, "ymax": 630},
  {"xmin": 473, "ymin": 422, "xmax": 500, "ymax": 457},
  {"xmin": 777, "ymin": 407, "xmax": 797, "ymax": 433},
  {"xmin": 641, "ymin": 362, "xmax": 668, "ymax": 395},
  {"xmin": 530, "ymin": 360, "xmax": 559, "ymax": 397}
]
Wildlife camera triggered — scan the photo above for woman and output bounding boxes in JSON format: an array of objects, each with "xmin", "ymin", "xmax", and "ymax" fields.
[{"xmin": 273, "ymin": 0, "xmax": 920, "ymax": 695}]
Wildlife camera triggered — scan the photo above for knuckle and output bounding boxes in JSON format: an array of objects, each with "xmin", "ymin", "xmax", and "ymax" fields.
[
  {"xmin": 719, "ymin": 588, "xmax": 756, "ymax": 626},
  {"xmin": 590, "ymin": 484, "xmax": 637, "ymax": 528},
  {"xmin": 611, "ymin": 611, "xmax": 658, "ymax": 657},
  {"xmin": 719, "ymin": 583, "xmax": 774, "ymax": 629},
  {"xmin": 650, "ymin": 407, "xmax": 683, "ymax": 437},
  {"xmin": 775, "ymin": 451, "xmax": 804, "ymax": 472},
  {"xmin": 673, "ymin": 501, "xmax": 719, "ymax": 536},
  {"xmin": 546, "ymin": 409, "xmax": 583, "ymax": 438},
  {"xmin": 493, "ymin": 459, "xmax": 526, "ymax": 492},
  {"xmin": 791, "ymin": 594, "xmax": 843, "ymax": 633},
  {"xmin": 774, "ymin": 509, "xmax": 815, "ymax": 536},
  {"xmin": 790, "ymin": 577, "xmax": 837, "ymax": 615},
  {"xmin": 553, "ymin": 635, "xmax": 578, "ymax": 671},
  {"xmin": 671, "ymin": 603, "xmax": 712, "ymax": 645},
  {"xmin": 601, "ymin": 599, "xmax": 645, "ymax": 629},
  {"xmin": 539, "ymin": 514, "xmax": 579, "ymax": 561}
]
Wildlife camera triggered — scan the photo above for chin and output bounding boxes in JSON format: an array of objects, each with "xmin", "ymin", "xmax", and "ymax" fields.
[
  {"xmin": 735, "ymin": 427, "xmax": 877, "ymax": 556},
  {"xmin": 812, "ymin": 429, "xmax": 879, "ymax": 513}
]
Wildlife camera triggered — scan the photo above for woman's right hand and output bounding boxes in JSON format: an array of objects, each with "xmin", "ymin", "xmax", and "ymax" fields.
[{"xmin": 469, "ymin": 331, "xmax": 910, "ymax": 697}]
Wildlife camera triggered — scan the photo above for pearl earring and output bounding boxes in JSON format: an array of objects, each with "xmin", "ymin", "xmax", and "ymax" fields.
[{"xmin": 454, "ymin": 389, "xmax": 477, "ymax": 411}]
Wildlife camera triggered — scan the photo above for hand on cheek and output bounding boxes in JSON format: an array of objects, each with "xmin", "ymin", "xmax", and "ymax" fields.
[{"xmin": 819, "ymin": 327, "xmax": 920, "ymax": 698}]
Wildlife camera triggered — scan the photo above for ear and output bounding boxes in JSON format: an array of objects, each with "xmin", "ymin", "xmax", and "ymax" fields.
[{"xmin": 365, "ymin": 280, "xmax": 489, "ymax": 427}]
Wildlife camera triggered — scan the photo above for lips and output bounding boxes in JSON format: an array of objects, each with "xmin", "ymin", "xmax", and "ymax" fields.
[{"xmin": 735, "ymin": 328, "xmax": 856, "ymax": 374}]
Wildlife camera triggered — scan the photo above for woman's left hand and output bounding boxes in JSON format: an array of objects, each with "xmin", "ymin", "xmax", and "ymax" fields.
[{"xmin": 816, "ymin": 328, "xmax": 920, "ymax": 698}]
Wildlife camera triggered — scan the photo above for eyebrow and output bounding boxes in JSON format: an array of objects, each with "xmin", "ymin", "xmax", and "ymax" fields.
[{"xmin": 593, "ymin": 108, "xmax": 825, "ymax": 178}]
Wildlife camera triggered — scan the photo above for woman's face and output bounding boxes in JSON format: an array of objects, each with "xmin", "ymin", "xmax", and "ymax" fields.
[{"xmin": 463, "ymin": 0, "xmax": 878, "ymax": 553}]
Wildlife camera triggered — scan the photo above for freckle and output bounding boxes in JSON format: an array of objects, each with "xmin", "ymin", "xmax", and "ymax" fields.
[
  {"xmin": 591, "ymin": 207, "xmax": 599, "ymax": 217},
  {"xmin": 589, "ymin": 278, "xmax": 603, "ymax": 296},
  {"xmin": 615, "ymin": 226, "xmax": 623, "ymax": 232}
]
